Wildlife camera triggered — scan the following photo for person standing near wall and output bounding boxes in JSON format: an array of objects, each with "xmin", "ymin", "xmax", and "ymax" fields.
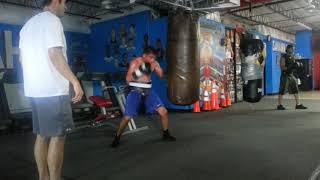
[
  {"xmin": 277, "ymin": 45, "xmax": 307, "ymax": 110},
  {"xmin": 19, "ymin": 0, "xmax": 84, "ymax": 180}
]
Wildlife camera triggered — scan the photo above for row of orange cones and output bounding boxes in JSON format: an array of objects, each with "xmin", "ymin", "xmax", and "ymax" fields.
[{"xmin": 193, "ymin": 91, "xmax": 232, "ymax": 113}]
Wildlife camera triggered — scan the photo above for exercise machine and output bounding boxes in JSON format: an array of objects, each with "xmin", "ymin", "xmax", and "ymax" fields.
[
  {"xmin": 0, "ymin": 70, "xmax": 32, "ymax": 134},
  {"xmin": 67, "ymin": 72, "xmax": 148, "ymax": 135}
]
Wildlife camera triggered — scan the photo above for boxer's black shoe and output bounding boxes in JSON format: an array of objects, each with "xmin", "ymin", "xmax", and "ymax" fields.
[
  {"xmin": 277, "ymin": 105, "xmax": 286, "ymax": 110},
  {"xmin": 162, "ymin": 130, "xmax": 176, "ymax": 141},
  {"xmin": 111, "ymin": 134, "xmax": 120, "ymax": 148},
  {"xmin": 296, "ymin": 104, "xmax": 307, "ymax": 109}
]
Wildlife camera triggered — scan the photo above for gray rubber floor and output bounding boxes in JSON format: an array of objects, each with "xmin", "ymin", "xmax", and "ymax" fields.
[{"xmin": 1, "ymin": 93, "xmax": 320, "ymax": 180}]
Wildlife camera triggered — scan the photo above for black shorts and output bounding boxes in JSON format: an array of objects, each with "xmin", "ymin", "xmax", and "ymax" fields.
[
  {"xmin": 30, "ymin": 95, "xmax": 74, "ymax": 137},
  {"xmin": 279, "ymin": 73, "xmax": 299, "ymax": 95}
]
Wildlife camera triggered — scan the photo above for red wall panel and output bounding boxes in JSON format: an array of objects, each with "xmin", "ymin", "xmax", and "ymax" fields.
[{"xmin": 314, "ymin": 51, "xmax": 320, "ymax": 89}]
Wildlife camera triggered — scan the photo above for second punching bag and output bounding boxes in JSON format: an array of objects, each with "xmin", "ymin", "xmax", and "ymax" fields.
[
  {"xmin": 167, "ymin": 11, "xmax": 200, "ymax": 105},
  {"xmin": 240, "ymin": 37, "xmax": 265, "ymax": 103}
]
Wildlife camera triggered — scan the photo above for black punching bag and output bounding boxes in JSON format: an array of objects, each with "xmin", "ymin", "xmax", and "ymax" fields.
[
  {"xmin": 167, "ymin": 11, "xmax": 200, "ymax": 105},
  {"xmin": 240, "ymin": 37, "xmax": 265, "ymax": 103},
  {"xmin": 243, "ymin": 79, "xmax": 263, "ymax": 103}
]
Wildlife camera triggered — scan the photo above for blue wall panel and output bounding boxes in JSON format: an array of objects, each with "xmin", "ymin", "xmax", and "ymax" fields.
[
  {"xmin": 0, "ymin": 23, "xmax": 89, "ymax": 74},
  {"xmin": 265, "ymin": 40, "xmax": 273, "ymax": 94},
  {"xmin": 88, "ymin": 12, "xmax": 192, "ymax": 110},
  {"xmin": 88, "ymin": 11, "xmax": 149, "ymax": 72},
  {"xmin": 265, "ymin": 38, "xmax": 290, "ymax": 94},
  {"xmin": 0, "ymin": 23, "xmax": 22, "ymax": 73},
  {"xmin": 295, "ymin": 31, "xmax": 313, "ymax": 59}
]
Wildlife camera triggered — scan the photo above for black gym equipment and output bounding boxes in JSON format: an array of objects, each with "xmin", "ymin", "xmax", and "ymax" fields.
[
  {"xmin": 295, "ymin": 59, "xmax": 313, "ymax": 91},
  {"xmin": 0, "ymin": 70, "xmax": 32, "ymax": 134},
  {"xmin": 243, "ymin": 79, "xmax": 263, "ymax": 103}
]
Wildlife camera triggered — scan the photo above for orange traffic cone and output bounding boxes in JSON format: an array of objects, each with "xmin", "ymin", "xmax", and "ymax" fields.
[
  {"xmin": 211, "ymin": 80, "xmax": 220, "ymax": 110},
  {"xmin": 226, "ymin": 92, "xmax": 232, "ymax": 107},
  {"xmin": 202, "ymin": 90, "xmax": 212, "ymax": 111},
  {"xmin": 193, "ymin": 101, "xmax": 201, "ymax": 113},
  {"xmin": 220, "ymin": 87, "xmax": 227, "ymax": 108}
]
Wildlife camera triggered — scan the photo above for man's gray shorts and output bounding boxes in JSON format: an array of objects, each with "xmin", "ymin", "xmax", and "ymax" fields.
[
  {"xmin": 30, "ymin": 95, "xmax": 74, "ymax": 137},
  {"xmin": 279, "ymin": 73, "xmax": 299, "ymax": 95}
]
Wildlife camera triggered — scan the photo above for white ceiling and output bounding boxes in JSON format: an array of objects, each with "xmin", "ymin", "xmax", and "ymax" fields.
[
  {"xmin": 1, "ymin": 0, "xmax": 320, "ymax": 33},
  {"xmin": 223, "ymin": 0, "xmax": 320, "ymax": 33}
]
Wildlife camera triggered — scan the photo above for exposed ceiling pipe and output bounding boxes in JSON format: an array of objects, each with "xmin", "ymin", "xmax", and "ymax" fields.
[
  {"xmin": 158, "ymin": 0, "xmax": 192, "ymax": 11},
  {"xmin": 250, "ymin": 5, "xmax": 308, "ymax": 17},
  {"xmin": 226, "ymin": 0, "xmax": 296, "ymax": 14},
  {"xmin": 93, "ymin": 0, "xmax": 150, "ymax": 18},
  {"xmin": 158, "ymin": 0, "xmax": 240, "ymax": 13},
  {"xmin": 69, "ymin": 0, "xmax": 100, "ymax": 8},
  {"xmin": 231, "ymin": 12, "xmax": 293, "ymax": 34},
  {"xmin": 271, "ymin": 12, "xmax": 320, "ymax": 23},
  {"xmin": 266, "ymin": 4, "xmax": 312, "ymax": 30},
  {"xmin": 69, "ymin": 0, "xmax": 123, "ymax": 13}
]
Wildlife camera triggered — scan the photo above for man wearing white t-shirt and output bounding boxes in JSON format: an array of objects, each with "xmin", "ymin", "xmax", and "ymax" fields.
[{"xmin": 19, "ymin": 0, "xmax": 83, "ymax": 180}]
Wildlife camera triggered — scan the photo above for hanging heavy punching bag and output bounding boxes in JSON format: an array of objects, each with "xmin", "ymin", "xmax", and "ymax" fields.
[
  {"xmin": 240, "ymin": 37, "xmax": 265, "ymax": 103},
  {"xmin": 167, "ymin": 11, "xmax": 200, "ymax": 105}
]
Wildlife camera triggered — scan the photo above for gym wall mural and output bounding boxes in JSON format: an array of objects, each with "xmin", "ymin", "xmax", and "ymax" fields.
[
  {"xmin": 102, "ymin": 17, "xmax": 167, "ymax": 73},
  {"xmin": 89, "ymin": 11, "xmax": 149, "ymax": 73},
  {"xmin": 104, "ymin": 23, "xmax": 137, "ymax": 71},
  {"xmin": 234, "ymin": 30, "xmax": 244, "ymax": 102},
  {"xmin": 199, "ymin": 19, "xmax": 231, "ymax": 109},
  {"xmin": 225, "ymin": 28, "xmax": 237, "ymax": 103},
  {"xmin": 66, "ymin": 32, "xmax": 90, "ymax": 74}
]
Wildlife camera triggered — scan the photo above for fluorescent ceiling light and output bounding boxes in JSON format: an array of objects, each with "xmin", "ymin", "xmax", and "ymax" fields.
[
  {"xmin": 297, "ymin": 22, "xmax": 312, "ymax": 30},
  {"xmin": 195, "ymin": 0, "xmax": 240, "ymax": 10}
]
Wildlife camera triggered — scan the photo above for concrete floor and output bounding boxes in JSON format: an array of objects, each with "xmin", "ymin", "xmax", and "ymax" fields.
[{"xmin": 1, "ymin": 92, "xmax": 320, "ymax": 180}]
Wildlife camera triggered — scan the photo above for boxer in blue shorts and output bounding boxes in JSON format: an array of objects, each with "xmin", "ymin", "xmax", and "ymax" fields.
[{"xmin": 111, "ymin": 46, "xmax": 176, "ymax": 147}]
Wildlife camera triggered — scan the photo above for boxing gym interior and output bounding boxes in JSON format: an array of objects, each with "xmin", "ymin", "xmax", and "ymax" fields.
[{"xmin": 2, "ymin": 0, "xmax": 320, "ymax": 179}]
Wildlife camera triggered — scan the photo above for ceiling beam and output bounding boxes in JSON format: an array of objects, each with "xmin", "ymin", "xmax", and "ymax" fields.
[
  {"xmin": 93, "ymin": 0, "xmax": 151, "ymax": 18},
  {"xmin": 230, "ymin": 12, "xmax": 293, "ymax": 34},
  {"xmin": 268, "ymin": 13, "xmax": 320, "ymax": 23},
  {"xmin": 69, "ymin": 0, "xmax": 100, "ymax": 8},
  {"xmin": 250, "ymin": 6, "xmax": 307, "ymax": 17},
  {"xmin": 266, "ymin": 3, "xmax": 312, "ymax": 30},
  {"xmin": 226, "ymin": 0, "xmax": 296, "ymax": 14}
]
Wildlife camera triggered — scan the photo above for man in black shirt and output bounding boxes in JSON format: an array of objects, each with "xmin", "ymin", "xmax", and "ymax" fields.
[{"xmin": 277, "ymin": 45, "xmax": 307, "ymax": 110}]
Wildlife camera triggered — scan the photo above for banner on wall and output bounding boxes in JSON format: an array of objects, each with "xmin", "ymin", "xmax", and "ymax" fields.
[
  {"xmin": 272, "ymin": 40, "xmax": 286, "ymax": 53},
  {"xmin": 4, "ymin": 31, "xmax": 19, "ymax": 69},
  {"xmin": 225, "ymin": 28, "xmax": 237, "ymax": 102},
  {"xmin": 200, "ymin": 28, "xmax": 225, "ymax": 77}
]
